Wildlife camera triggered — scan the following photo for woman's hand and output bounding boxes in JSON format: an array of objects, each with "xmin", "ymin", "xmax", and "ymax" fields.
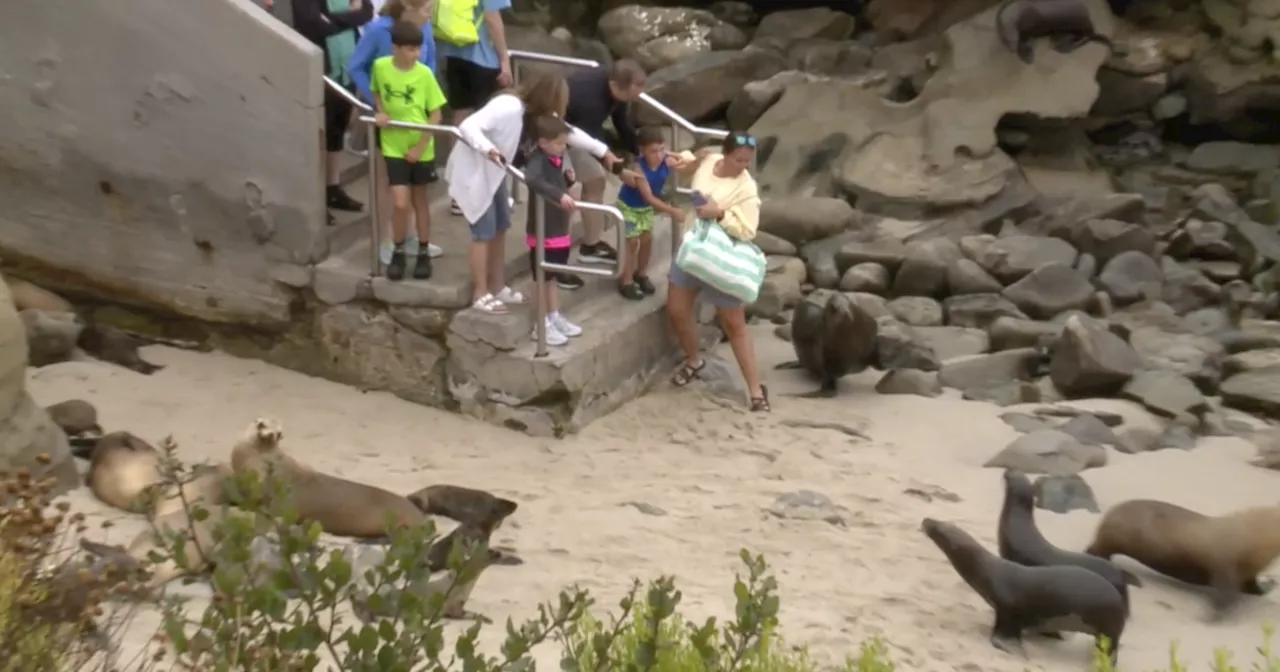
[
  {"xmin": 487, "ymin": 148, "xmax": 506, "ymax": 165},
  {"xmin": 696, "ymin": 202, "xmax": 723, "ymax": 220}
]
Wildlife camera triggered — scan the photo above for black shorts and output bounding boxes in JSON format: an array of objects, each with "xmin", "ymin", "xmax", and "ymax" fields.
[
  {"xmin": 444, "ymin": 57, "xmax": 500, "ymax": 111},
  {"xmin": 323, "ymin": 85, "xmax": 353, "ymax": 153},
  {"xmin": 529, "ymin": 245, "xmax": 572, "ymax": 283},
  {"xmin": 384, "ymin": 157, "xmax": 436, "ymax": 186}
]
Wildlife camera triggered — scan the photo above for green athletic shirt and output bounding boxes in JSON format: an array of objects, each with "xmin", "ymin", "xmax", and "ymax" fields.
[{"xmin": 371, "ymin": 56, "xmax": 447, "ymax": 160}]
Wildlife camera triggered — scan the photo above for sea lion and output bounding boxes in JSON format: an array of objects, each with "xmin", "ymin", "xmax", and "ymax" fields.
[
  {"xmin": 45, "ymin": 399, "xmax": 102, "ymax": 439},
  {"xmin": 6, "ymin": 278, "xmax": 74, "ymax": 313},
  {"xmin": 775, "ymin": 292, "xmax": 878, "ymax": 398},
  {"xmin": 998, "ymin": 470, "xmax": 1141, "ymax": 620},
  {"xmin": 995, "ymin": 0, "xmax": 1114, "ymax": 64},
  {"xmin": 1086, "ymin": 499, "xmax": 1280, "ymax": 620},
  {"xmin": 406, "ymin": 484, "xmax": 523, "ymax": 564},
  {"xmin": 79, "ymin": 432, "xmax": 164, "ymax": 514},
  {"xmin": 230, "ymin": 417, "xmax": 428, "ymax": 539},
  {"xmin": 922, "ymin": 518, "xmax": 1126, "ymax": 663},
  {"xmin": 77, "ymin": 322, "xmax": 164, "ymax": 375},
  {"xmin": 22, "ymin": 309, "xmax": 84, "ymax": 367}
]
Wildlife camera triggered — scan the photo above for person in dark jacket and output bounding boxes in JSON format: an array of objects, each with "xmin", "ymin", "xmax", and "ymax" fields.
[
  {"xmin": 294, "ymin": 0, "xmax": 373, "ymax": 223},
  {"xmin": 561, "ymin": 60, "xmax": 644, "ymax": 280}
]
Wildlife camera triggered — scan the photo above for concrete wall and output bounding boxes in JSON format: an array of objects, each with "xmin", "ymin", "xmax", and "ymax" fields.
[{"xmin": 0, "ymin": 0, "xmax": 326, "ymax": 327}]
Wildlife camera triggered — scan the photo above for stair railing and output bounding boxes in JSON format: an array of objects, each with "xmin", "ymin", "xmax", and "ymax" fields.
[{"xmin": 323, "ymin": 76, "xmax": 626, "ymax": 358}]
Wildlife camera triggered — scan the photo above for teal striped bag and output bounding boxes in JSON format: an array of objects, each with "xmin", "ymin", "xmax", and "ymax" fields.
[{"xmin": 675, "ymin": 217, "xmax": 767, "ymax": 304}]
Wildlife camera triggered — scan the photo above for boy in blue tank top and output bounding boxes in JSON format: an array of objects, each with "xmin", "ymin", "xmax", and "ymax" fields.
[{"xmin": 615, "ymin": 127, "xmax": 692, "ymax": 300}]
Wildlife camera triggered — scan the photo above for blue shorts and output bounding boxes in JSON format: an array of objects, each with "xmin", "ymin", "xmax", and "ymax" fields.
[
  {"xmin": 469, "ymin": 182, "xmax": 511, "ymax": 242},
  {"xmin": 668, "ymin": 262, "xmax": 743, "ymax": 309}
]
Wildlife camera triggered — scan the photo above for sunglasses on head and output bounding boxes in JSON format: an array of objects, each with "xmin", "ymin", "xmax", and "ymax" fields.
[{"xmin": 732, "ymin": 134, "xmax": 757, "ymax": 148}]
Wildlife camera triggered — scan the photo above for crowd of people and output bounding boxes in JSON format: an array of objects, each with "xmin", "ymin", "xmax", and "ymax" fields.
[{"xmin": 291, "ymin": 0, "xmax": 770, "ymax": 412}]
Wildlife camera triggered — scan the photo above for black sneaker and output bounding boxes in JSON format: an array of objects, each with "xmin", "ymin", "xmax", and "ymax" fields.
[
  {"xmin": 327, "ymin": 186, "xmax": 363, "ymax": 212},
  {"xmin": 635, "ymin": 275, "xmax": 656, "ymax": 295},
  {"xmin": 579, "ymin": 242, "xmax": 618, "ymax": 265},
  {"xmin": 386, "ymin": 245, "xmax": 407, "ymax": 280},
  {"xmin": 619, "ymin": 283, "xmax": 644, "ymax": 300},
  {"xmin": 557, "ymin": 275, "xmax": 584, "ymax": 290},
  {"xmin": 412, "ymin": 254, "xmax": 432, "ymax": 280}
]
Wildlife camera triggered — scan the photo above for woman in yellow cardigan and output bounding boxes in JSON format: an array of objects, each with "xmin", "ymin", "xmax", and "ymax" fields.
[{"xmin": 665, "ymin": 134, "xmax": 768, "ymax": 412}]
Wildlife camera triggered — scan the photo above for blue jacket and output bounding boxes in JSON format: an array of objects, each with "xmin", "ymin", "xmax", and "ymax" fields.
[{"xmin": 348, "ymin": 16, "xmax": 437, "ymax": 104}]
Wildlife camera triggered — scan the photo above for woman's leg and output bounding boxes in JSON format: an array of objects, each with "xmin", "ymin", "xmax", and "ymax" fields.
[
  {"xmin": 716, "ymin": 306, "xmax": 768, "ymax": 409},
  {"xmin": 666, "ymin": 281, "xmax": 704, "ymax": 385}
]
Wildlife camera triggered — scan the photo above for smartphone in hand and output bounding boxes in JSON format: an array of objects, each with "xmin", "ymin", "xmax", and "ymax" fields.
[{"xmin": 689, "ymin": 190, "xmax": 707, "ymax": 207}]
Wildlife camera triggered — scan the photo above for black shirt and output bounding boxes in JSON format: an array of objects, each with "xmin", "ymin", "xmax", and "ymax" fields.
[
  {"xmin": 293, "ymin": 0, "xmax": 372, "ymax": 78},
  {"xmin": 564, "ymin": 69, "xmax": 638, "ymax": 155}
]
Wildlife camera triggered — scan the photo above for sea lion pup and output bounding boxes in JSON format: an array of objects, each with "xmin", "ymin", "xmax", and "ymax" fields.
[
  {"xmin": 995, "ymin": 0, "xmax": 1114, "ymax": 64},
  {"xmin": 922, "ymin": 518, "xmax": 1126, "ymax": 663},
  {"xmin": 775, "ymin": 292, "xmax": 878, "ymax": 398},
  {"xmin": 406, "ymin": 484, "xmax": 523, "ymax": 564},
  {"xmin": 998, "ymin": 470, "xmax": 1141, "ymax": 619},
  {"xmin": 1086, "ymin": 499, "xmax": 1280, "ymax": 620},
  {"xmin": 78, "ymin": 432, "xmax": 165, "ymax": 514},
  {"xmin": 77, "ymin": 322, "xmax": 164, "ymax": 375},
  {"xmin": 230, "ymin": 417, "xmax": 427, "ymax": 539},
  {"xmin": 45, "ymin": 399, "xmax": 103, "ymax": 440}
]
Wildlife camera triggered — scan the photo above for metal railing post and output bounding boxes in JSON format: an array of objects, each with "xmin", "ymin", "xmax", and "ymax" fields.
[
  {"xmin": 365, "ymin": 121, "xmax": 381, "ymax": 275},
  {"xmin": 534, "ymin": 194, "xmax": 548, "ymax": 358}
]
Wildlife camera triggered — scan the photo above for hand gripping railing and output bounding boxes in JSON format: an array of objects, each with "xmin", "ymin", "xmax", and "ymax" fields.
[{"xmin": 323, "ymin": 76, "xmax": 627, "ymax": 358}]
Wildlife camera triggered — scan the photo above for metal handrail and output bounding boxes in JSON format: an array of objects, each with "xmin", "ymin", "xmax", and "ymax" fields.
[{"xmin": 323, "ymin": 76, "xmax": 625, "ymax": 358}]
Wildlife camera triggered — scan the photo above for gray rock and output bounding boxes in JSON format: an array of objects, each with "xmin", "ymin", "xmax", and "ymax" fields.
[
  {"xmin": 1097, "ymin": 251, "xmax": 1163, "ymax": 305},
  {"xmin": 1128, "ymin": 326, "xmax": 1225, "ymax": 393},
  {"xmin": 760, "ymin": 197, "xmax": 856, "ymax": 246},
  {"xmin": 1033, "ymin": 474, "xmax": 1100, "ymax": 514},
  {"xmin": 1223, "ymin": 348, "xmax": 1280, "ymax": 377},
  {"xmin": 875, "ymin": 369, "xmax": 943, "ymax": 397},
  {"xmin": 962, "ymin": 381, "xmax": 1041, "ymax": 406},
  {"xmin": 875, "ymin": 317, "xmax": 941, "ymax": 371},
  {"xmin": 887, "ymin": 296, "xmax": 943, "ymax": 326},
  {"xmin": 1221, "ymin": 365, "xmax": 1280, "ymax": 419},
  {"xmin": 1003, "ymin": 263, "xmax": 1095, "ymax": 319},
  {"xmin": 1193, "ymin": 183, "xmax": 1280, "ymax": 271},
  {"xmin": 1181, "ymin": 307, "xmax": 1232, "ymax": 336},
  {"xmin": 1075, "ymin": 253, "xmax": 1099, "ymax": 281},
  {"xmin": 21, "ymin": 309, "xmax": 82, "ymax": 367},
  {"xmin": 1069, "ymin": 219, "xmax": 1156, "ymax": 264},
  {"xmin": 893, "ymin": 239, "xmax": 962, "ymax": 298},
  {"xmin": 939, "ymin": 348, "xmax": 1040, "ymax": 391},
  {"xmin": 752, "ymin": 257, "xmax": 807, "ymax": 318},
  {"xmin": 1049, "ymin": 314, "xmax": 1141, "ymax": 398},
  {"xmin": 972, "ymin": 235, "xmax": 1078, "ymax": 283},
  {"xmin": 1057, "ymin": 414, "xmax": 1119, "ymax": 446},
  {"xmin": 753, "ymin": 230, "xmax": 798, "ymax": 256},
  {"xmin": 835, "ymin": 240, "xmax": 908, "ymax": 273},
  {"xmin": 800, "ymin": 231, "xmax": 860, "ymax": 289},
  {"xmin": 1114, "ymin": 425, "xmax": 1161, "ymax": 454},
  {"xmin": 989, "ymin": 317, "xmax": 1061, "ymax": 352},
  {"xmin": 839, "ymin": 262, "xmax": 890, "ymax": 294},
  {"xmin": 766, "ymin": 489, "xmax": 847, "ymax": 526},
  {"xmin": 915, "ymin": 326, "xmax": 990, "ymax": 361},
  {"xmin": 1158, "ymin": 424, "xmax": 1198, "ymax": 450},
  {"xmin": 984, "ymin": 430, "xmax": 1108, "ymax": 475},
  {"xmin": 947, "ymin": 258, "xmax": 1005, "ymax": 295},
  {"xmin": 1166, "ymin": 218, "xmax": 1233, "ymax": 261},
  {"xmin": 846, "ymin": 292, "xmax": 892, "ymax": 319},
  {"xmin": 1120, "ymin": 369, "xmax": 1210, "ymax": 420},
  {"xmin": 1161, "ymin": 257, "xmax": 1223, "ymax": 314},
  {"xmin": 999, "ymin": 412, "xmax": 1053, "ymax": 434},
  {"xmin": 1192, "ymin": 260, "xmax": 1242, "ymax": 283},
  {"xmin": 943, "ymin": 293, "xmax": 1029, "ymax": 330}
]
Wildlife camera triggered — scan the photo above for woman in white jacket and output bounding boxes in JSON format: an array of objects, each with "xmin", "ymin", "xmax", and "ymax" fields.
[{"xmin": 447, "ymin": 70, "xmax": 619, "ymax": 314}]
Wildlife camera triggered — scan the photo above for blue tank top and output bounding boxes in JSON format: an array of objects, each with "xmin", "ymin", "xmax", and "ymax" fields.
[{"xmin": 617, "ymin": 156, "xmax": 671, "ymax": 208}]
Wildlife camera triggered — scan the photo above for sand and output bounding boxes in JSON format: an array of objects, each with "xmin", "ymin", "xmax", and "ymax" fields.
[{"xmin": 25, "ymin": 323, "xmax": 1280, "ymax": 671}]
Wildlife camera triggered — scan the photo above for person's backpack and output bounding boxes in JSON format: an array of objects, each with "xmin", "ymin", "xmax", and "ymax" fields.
[{"xmin": 433, "ymin": 0, "xmax": 483, "ymax": 46}]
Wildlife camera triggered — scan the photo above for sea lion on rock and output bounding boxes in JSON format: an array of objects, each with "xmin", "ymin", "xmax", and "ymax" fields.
[
  {"xmin": 230, "ymin": 417, "xmax": 427, "ymax": 539},
  {"xmin": 995, "ymin": 0, "xmax": 1114, "ymax": 64},
  {"xmin": 1086, "ymin": 499, "xmax": 1280, "ymax": 620},
  {"xmin": 775, "ymin": 292, "xmax": 878, "ymax": 398},
  {"xmin": 999, "ymin": 470, "xmax": 1141, "ymax": 618},
  {"xmin": 922, "ymin": 517, "xmax": 1126, "ymax": 663},
  {"xmin": 45, "ymin": 400, "xmax": 102, "ymax": 440},
  {"xmin": 77, "ymin": 322, "xmax": 163, "ymax": 375}
]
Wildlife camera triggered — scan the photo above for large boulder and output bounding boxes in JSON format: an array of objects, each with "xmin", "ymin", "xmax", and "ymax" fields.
[
  {"xmin": 0, "ymin": 276, "xmax": 78, "ymax": 496},
  {"xmin": 1049, "ymin": 314, "xmax": 1140, "ymax": 398}
]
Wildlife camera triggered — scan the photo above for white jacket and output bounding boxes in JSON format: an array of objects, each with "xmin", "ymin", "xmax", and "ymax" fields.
[{"xmin": 445, "ymin": 93, "xmax": 609, "ymax": 223}]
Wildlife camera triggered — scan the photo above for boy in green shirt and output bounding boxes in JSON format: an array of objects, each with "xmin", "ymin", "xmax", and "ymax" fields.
[{"xmin": 372, "ymin": 21, "xmax": 448, "ymax": 281}]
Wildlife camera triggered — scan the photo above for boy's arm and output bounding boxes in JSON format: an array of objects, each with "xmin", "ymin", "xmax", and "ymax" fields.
[
  {"xmin": 409, "ymin": 71, "xmax": 449, "ymax": 154},
  {"xmin": 633, "ymin": 166, "xmax": 682, "ymax": 218},
  {"xmin": 482, "ymin": 0, "xmax": 513, "ymax": 84},
  {"xmin": 523, "ymin": 157, "xmax": 569, "ymax": 204}
]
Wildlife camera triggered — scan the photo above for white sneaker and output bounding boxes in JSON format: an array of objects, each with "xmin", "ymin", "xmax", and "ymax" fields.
[
  {"xmin": 508, "ymin": 196, "xmax": 516, "ymax": 210},
  {"xmin": 531, "ymin": 320, "xmax": 568, "ymax": 345},
  {"xmin": 550, "ymin": 312, "xmax": 582, "ymax": 337},
  {"xmin": 425, "ymin": 242, "xmax": 443, "ymax": 258},
  {"xmin": 496, "ymin": 286, "xmax": 525, "ymax": 304},
  {"xmin": 450, "ymin": 200, "xmax": 463, "ymax": 216}
]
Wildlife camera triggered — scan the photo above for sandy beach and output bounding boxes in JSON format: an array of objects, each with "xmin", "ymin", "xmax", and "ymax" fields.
[{"xmin": 27, "ymin": 324, "xmax": 1280, "ymax": 672}]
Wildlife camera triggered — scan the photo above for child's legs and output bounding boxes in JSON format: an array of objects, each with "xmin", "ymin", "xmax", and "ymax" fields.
[
  {"xmin": 637, "ymin": 231, "xmax": 654, "ymax": 276},
  {"xmin": 485, "ymin": 183, "xmax": 512, "ymax": 290},
  {"xmin": 621, "ymin": 237, "xmax": 640, "ymax": 284},
  {"xmin": 543, "ymin": 247, "xmax": 571, "ymax": 314},
  {"xmin": 385, "ymin": 158, "xmax": 413, "ymax": 243},
  {"xmin": 409, "ymin": 181, "xmax": 431, "ymax": 244}
]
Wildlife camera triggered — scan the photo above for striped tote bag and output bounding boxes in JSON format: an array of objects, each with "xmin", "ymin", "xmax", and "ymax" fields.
[{"xmin": 675, "ymin": 218, "xmax": 767, "ymax": 304}]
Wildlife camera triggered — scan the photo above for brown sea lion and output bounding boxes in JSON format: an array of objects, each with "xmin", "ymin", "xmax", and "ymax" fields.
[
  {"xmin": 45, "ymin": 399, "xmax": 102, "ymax": 439},
  {"xmin": 998, "ymin": 470, "xmax": 1141, "ymax": 620},
  {"xmin": 995, "ymin": 0, "xmax": 1114, "ymax": 64},
  {"xmin": 78, "ymin": 432, "xmax": 164, "ymax": 514},
  {"xmin": 77, "ymin": 323, "xmax": 164, "ymax": 375},
  {"xmin": 230, "ymin": 417, "xmax": 427, "ymax": 539},
  {"xmin": 775, "ymin": 291, "xmax": 878, "ymax": 398},
  {"xmin": 407, "ymin": 484, "xmax": 523, "ymax": 564},
  {"xmin": 6, "ymin": 278, "xmax": 74, "ymax": 313},
  {"xmin": 1086, "ymin": 499, "xmax": 1280, "ymax": 620},
  {"xmin": 923, "ymin": 518, "xmax": 1126, "ymax": 663},
  {"xmin": 22, "ymin": 309, "xmax": 84, "ymax": 367}
]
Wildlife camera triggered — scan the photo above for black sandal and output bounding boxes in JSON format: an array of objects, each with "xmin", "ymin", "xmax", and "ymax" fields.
[
  {"xmin": 672, "ymin": 359, "xmax": 706, "ymax": 387},
  {"xmin": 750, "ymin": 385, "xmax": 771, "ymax": 413}
]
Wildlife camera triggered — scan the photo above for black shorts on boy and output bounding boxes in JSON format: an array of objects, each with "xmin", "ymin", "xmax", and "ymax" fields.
[{"xmin": 384, "ymin": 157, "xmax": 436, "ymax": 186}]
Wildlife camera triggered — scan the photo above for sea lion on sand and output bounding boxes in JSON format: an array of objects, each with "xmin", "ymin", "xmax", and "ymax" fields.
[
  {"xmin": 1086, "ymin": 499, "xmax": 1280, "ymax": 620},
  {"xmin": 79, "ymin": 432, "xmax": 164, "ymax": 514},
  {"xmin": 45, "ymin": 400, "xmax": 102, "ymax": 439},
  {"xmin": 6, "ymin": 278, "xmax": 74, "ymax": 313},
  {"xmin": 999, "ymin": 470, "xmax": 1141, "ymax": 619},
  {"xmin": 230, "ymin": 417, "xmax": 427, "ymax": 539},
  {"xmin": 775, "ymin": 292, "xmax": 878, "ymax": 398},
  {"xmin": 922, "ymin": 518, "xmax": 1126, "ymax": 663},
  {"xmin": 77, "ymin": 322, "xmax": 164, "ymax": 375},
  {"xmin": 995, "ymin": 0, "xmax": 1114, "ymax": 64},
  {"xmin": 407, "ymin": 484, "xmax": 523, "ymax": 565}
]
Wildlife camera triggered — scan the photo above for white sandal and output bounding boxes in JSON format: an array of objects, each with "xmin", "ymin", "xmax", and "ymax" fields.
[
  {"xmin": 471, "ymin": 294, "xmax": 508, "ymax": 314},
  {"xmin": 496, "ymin": 286, "xmax": 525, "ymax": 304}
]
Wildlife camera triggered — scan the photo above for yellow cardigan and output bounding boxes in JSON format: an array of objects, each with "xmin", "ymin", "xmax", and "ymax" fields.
[{"xmin": 678, "ymin": 151, "xmax": 762, "ymax": 241}]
